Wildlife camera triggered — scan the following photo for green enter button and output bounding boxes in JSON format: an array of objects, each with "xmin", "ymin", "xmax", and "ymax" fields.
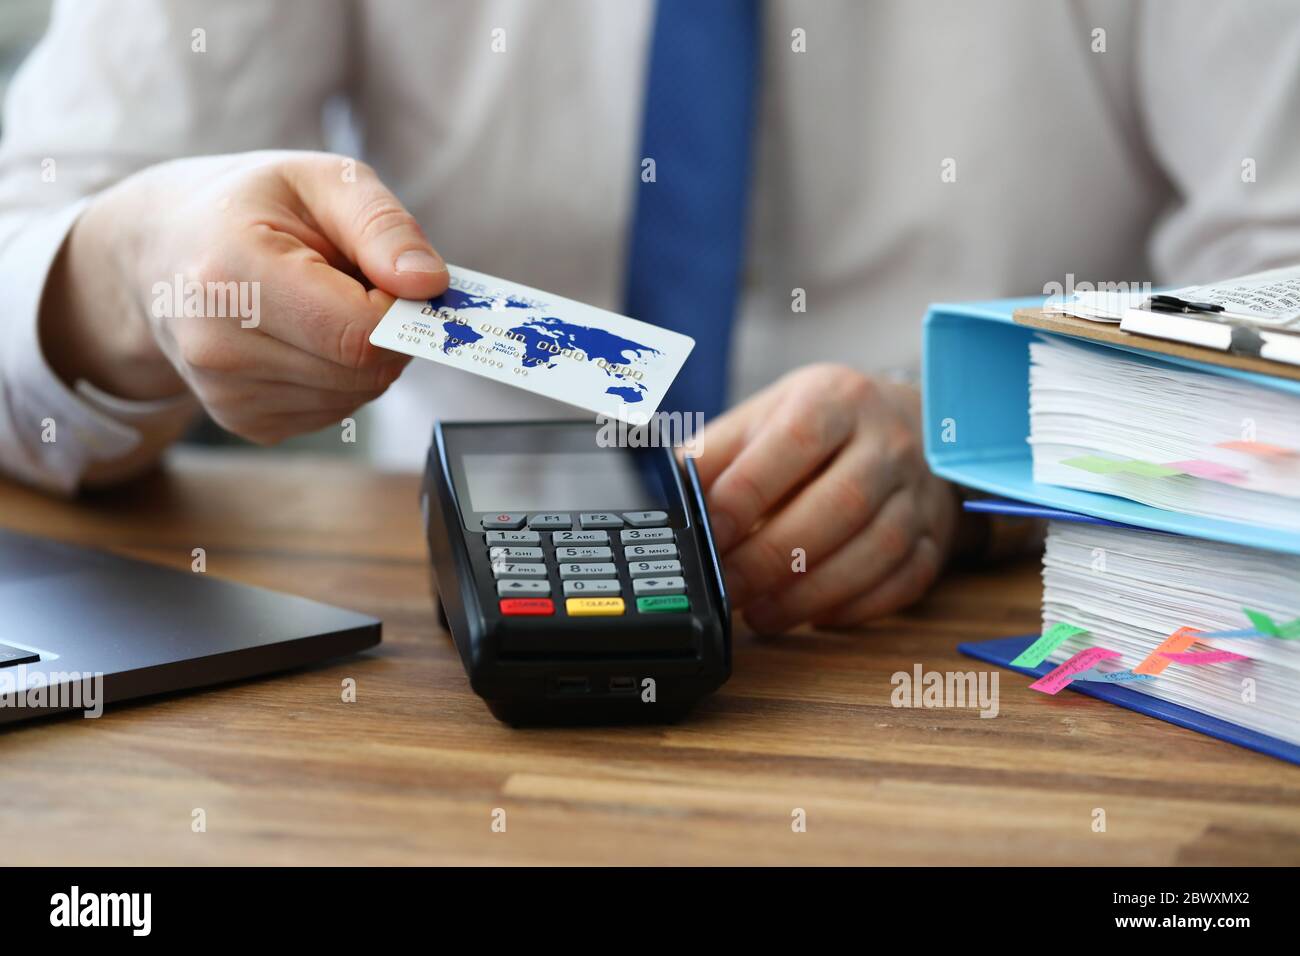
[{"xmin": 636, "ymin": 595, "xmax": 690, "ymax": 614}]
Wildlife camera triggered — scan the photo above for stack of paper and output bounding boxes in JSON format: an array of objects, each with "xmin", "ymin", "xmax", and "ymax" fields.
[
  {"xmin": 1029, "ymin": 335, "xmax": 1300, "ymax": 530},
  {"xmin": 924, "ymin": 294, "xmax": 1300, "ymax": 759},
  {"xmin": 1041, "ymin": 520, "xmax": 1300, "ymax": 746}
]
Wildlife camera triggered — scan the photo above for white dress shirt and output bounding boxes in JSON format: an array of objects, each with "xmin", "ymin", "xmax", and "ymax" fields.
[{"xmin": 2, "ymin": 0, "xmax": 1299, "ymax": 490}]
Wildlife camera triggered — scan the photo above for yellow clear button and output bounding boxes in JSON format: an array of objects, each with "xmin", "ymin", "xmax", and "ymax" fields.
[{"xmin": 565, "ymin": 597, "xmax": 625, "ymax": 616}]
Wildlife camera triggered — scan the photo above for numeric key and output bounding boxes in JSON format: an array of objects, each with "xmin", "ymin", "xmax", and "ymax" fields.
[
  {"xmin": 624, "ymin": 543, "xmax": 677, "ymax": 560},
  {"xmin": 489, "ymin": 546, "xmax": 543, "ymax": 562},
  {"xmin": 492, "ymin": 563, "xmax": 546, "ymax": 578},
  {"xmin": 486, "ymin": 530, "xmax": 540, "ymax": 545},
  {"xmin": 628, "ymin": 559, "xmax": 681, "ymax": 578},
  {"xmin": 554, "ymin": 546, "xmax": 613, "ymax": 561},
  {"xmin": 558, "ymin": 562, "xmax": 617, "ymax": 579},
  {"xmin": 562, "ymin": 579, "xmax": 620, "ymax": 596},
  {"xmin": 621, "ymin": 528, "xmax": 673, "ymax": 543},
  {"xmin": 552, "ymin": 530, "xmax": 608, "ymax": 545}
]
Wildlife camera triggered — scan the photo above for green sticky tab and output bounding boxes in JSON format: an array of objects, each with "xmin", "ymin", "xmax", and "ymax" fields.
[
  {"xmin": 1279, "ymin": 618, "xmax": 1300, "ymax": 640},
  {"xmin": 1061, "ymin": 456, "xmax": 1183, "ymax": 478},
  {"xmin": 637, "ymin": 595, "xmax": 690, "ymax": 614},
  {"xmin": 1116, "ymin": 460, "xmax": 1183, "ymax": 478},
  {"xmin": 1010, "ymin": 622, "xmax": 1088, "ymax": 668},
  {"xmin": 1061, "ymin": 455, "xmax": 1125, "ymax": 475},
  {"xmin": 1244, "ymin": 608, "xmax": 1280, "ymax": 636}
]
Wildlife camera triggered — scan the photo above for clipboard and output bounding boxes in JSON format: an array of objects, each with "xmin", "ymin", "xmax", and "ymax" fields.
[{"xmin": 1014, "ymin": 307, "xmax": 1300, "ymax": 383}]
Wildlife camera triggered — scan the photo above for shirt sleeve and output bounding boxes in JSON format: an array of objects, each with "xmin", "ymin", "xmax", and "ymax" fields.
[
  {"xmin": 0, "ymin": 0, "xmax": 350, "ymax": 493},
  {"xmin": 0, "ymin": 196, "xmax": 201, "ymax": 494},
  {"xmin": 1138, "ymin": 0, "xmax": 1300, "ymax": 283}
]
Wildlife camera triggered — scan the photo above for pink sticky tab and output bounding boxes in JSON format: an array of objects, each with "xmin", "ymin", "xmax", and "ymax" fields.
[
  {"xmin": 1158, "ymin": 650, "xmax": 1251, "ymax": 665},
  {"xmin": 1168, "ymin": 459, "xmax": 1247, "ymax": 484},
  {"xmin": 1029, "ymin": 647, "xmax": 1122, "ymax": 696},
  {"xmin": 1217, "ymin": 440, "xmax": 1297, "ymax": 458}
]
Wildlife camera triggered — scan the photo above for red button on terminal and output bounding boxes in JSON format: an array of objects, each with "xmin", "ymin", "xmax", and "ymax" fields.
[{"xmin": 499, "ymin": 598, "xmax": 554, "ymax": 616}]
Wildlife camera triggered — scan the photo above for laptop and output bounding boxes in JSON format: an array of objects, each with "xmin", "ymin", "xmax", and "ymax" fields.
[{"xmin": 0, "ymin": 527, "xmax": 380, "ymax": 724}]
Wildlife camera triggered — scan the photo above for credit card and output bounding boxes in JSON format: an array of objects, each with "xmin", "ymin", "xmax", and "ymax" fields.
[{"xmin": 369, "ymin": 266, "xmax": 695, "ymax": 422}]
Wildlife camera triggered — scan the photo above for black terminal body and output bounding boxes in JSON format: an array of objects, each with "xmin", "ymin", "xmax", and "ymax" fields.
[{"xmin": 422, "ymin": 420, "xmax": 730, "ymax": 724}]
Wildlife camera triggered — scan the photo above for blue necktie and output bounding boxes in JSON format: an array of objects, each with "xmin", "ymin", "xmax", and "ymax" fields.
[{"xmin": 623, "ymin": 0, "xmax": 760, "ymax": 419}]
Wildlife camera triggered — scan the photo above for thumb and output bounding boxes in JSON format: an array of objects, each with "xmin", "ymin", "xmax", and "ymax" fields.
[{"xmin": 288, "ymin": 155, "xmax": 450, "ymax": 301}]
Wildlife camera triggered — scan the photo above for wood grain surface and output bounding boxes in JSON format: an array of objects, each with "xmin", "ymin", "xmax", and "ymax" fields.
[{"xmin": 1, "ymin": 449, "xmax": 1297, "ymax": 865}]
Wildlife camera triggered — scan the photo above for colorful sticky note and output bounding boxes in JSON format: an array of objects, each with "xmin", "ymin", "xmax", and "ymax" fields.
[
  {"xmin": 1217, "ymin": 440, "xmax": 1297, "ymax": 458},
  {"xmin": 1158, "ymin": 650, "xmax": 1251, "ymax": 665},
  {"xmin": 1102, "ymin": 670, "xmax": 1156, "ymax": 684},
  {"xmin": 1030, "ymin": 647, "xmax": 1122, "ymax": 696},
  {"xmin": 1011, "ymin": 622, "xmax": 1088, "ymax": 668},
  {"xmin": 1061, "ymin": 455, "xmax": 1126, "ymax": 475},
  {"xmin": 1061, "ymin": 455, "xmax": 1185, "ymax": 478},
  {"xmin": 1133, "ymin": 626, "xmax": 1202, "ymax": 676},
  {"xmin": 1242, "ymin": 608, "xmax": 1300, "ymax": 640},
  {"xmin": 1115, "ymin": 460, "xmax": 1183, "ymax": 478},
  {"xmin": 1244, "ymin": 608, "xmax": 1280, "ymax": 636},
  {"xmin": 1072, "ymin": 667, "xmax": 1156, "ymax": 684},
  {"xmin": 1197, "ymin": 627, "xmax": 1270, "ymax": 639},
  {"xmin": 1167, "ymin": 459, "xmax": 1247, "ymax": 483}
]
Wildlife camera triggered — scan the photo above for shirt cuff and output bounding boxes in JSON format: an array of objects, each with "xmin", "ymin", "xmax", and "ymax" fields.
[{"xmin": 0, "ymin": 200, "xmax": 194, "ymax": 494}]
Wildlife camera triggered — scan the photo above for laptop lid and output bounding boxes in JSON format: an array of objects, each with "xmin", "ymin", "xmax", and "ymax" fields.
[{"xmin": 0, "ymin": 528, "xmax": 380, "ymax": 723}]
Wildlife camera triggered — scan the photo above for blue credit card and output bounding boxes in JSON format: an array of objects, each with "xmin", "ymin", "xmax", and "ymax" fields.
[{"xmin": 370, "ymin": 265, "xmax": 695, "ymax": 422}]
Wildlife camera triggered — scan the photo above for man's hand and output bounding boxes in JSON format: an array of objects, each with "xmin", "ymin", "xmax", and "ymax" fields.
[
  {"xmin": 694, "ymin": 364, "xmax": 959, "ymax": 633},
  {"xmin": 41, "ymin": 151, "xmax": 446, "ymax": 444}
]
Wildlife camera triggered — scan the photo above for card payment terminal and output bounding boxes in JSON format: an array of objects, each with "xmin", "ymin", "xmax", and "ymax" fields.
[{"xmin": 422, "ymin": 420, "xmax": 731, "ymax": 724}]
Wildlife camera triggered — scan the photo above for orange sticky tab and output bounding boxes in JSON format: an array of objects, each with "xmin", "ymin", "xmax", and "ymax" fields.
[
  {"xmin": 1217, "ymin": 440, "xmax": 1297, "ymax": 458},
  {"xmin": 1134, "ymin": 626, "xmax": 1202, "ymax": 676}
]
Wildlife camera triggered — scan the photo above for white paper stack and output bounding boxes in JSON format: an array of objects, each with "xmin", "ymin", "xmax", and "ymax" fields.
[
  {"xmin": 1041, "ymin": 521, "xmax": 1300, "ymax": 745},
  {"xmin": 1028, "ymin": 335, "xmax": 1300, "ymax": 531}
]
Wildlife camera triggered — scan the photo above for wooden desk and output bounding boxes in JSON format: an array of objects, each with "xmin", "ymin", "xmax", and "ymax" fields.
[{"xmin": 2, "ymin": 449, "xmax": 1297, "ymax": 865}]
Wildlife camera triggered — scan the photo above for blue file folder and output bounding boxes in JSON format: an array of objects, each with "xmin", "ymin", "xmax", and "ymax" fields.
[
  {"xmin": 921, "ymin": 298, "xmax": 1300, "ymax": 556},
  {"xmin": 925, "ymin": 298, "xmax": 1300, "ymax": 763},
  {"xmin": 960, "ymin": 635, "xmax": 1300, "ymax": 765}
]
